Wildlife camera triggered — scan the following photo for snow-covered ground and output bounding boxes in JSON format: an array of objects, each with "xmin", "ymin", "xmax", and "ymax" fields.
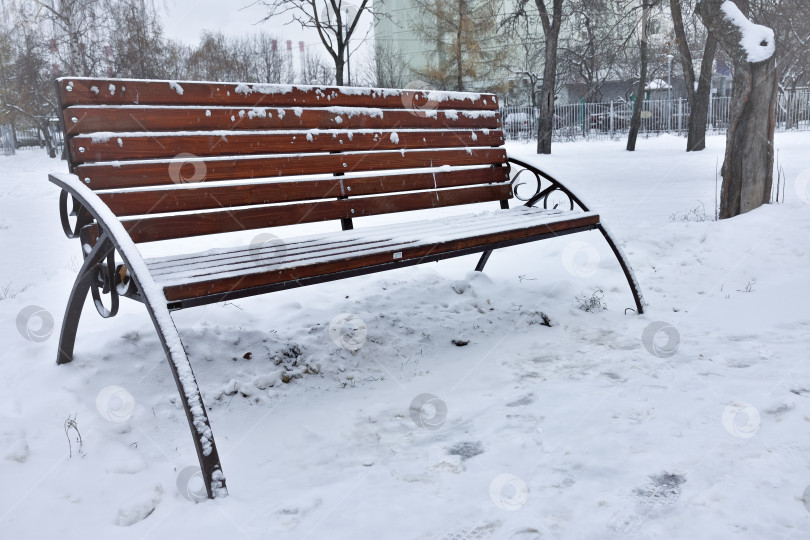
[{"xmin": 2, "ymin": 133, "xmax": 810, "ymax": 539}]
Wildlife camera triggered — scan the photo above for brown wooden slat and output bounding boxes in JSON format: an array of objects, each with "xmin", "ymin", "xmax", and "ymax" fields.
[
  {"xmin": 149, "ymin": 235, "xmax": 385, "ymax": 273},
  {"xmin": 70, "ymin": 130, "xmax": 505, "ymax": 163},
  {"xmin": 162, "ymin": 213, "xmax": 600, "ymax": 301},
  {"xmin": 64, "ymin": 106, "xmax": 502, "ymax": 135},
  {"xmin": 148, "ymin": 210, "xmax": 546, "ymax": 276},
  {"xmin": 99, "ymin": 168, "xmax": 510, "ymax": 216},
  {"xmin": 102, "ymin": 184, "xmax": 514, "ymax": 243},
  {"xmin": 58, "ymin": 78, "xmax": 499, "ymax": 110},
  {"xmin": 76, "ymin": 148, "xmax": 508, "ymax": 190}
]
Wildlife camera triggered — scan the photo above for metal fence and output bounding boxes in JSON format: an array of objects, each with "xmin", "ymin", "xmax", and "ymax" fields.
[
  {"xmin": 777, "ymin": 90, "xmax": 810, "ymax": 131},
  {"xmin": 0, "ymin": 121, "xmax": 64, "ymax": 154},
  {"xmin": 501, "ymin": 90, "xmax": 810, "ymax": 142},
  {"xmin": 0, "ymin": 124, "xmax": 14, "ymax": 156}
]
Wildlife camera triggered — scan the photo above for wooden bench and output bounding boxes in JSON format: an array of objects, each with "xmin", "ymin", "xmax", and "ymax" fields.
[{"xmin": 49, "ymin": 77, "xmax": 644, "ymax": 499}]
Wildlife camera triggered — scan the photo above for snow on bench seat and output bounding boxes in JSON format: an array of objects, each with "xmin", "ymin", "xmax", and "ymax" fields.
[{"xmin": 148, "ymin": 206, "xmax": 600, "ymax": 302}]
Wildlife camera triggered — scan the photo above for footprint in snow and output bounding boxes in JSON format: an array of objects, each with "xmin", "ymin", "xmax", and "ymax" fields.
[
  {"xmin": 447, "ymin": 441, "xmax": 484, "ymax": 461},
  {"xmin": 434, "ymin": 520, "xmax": 499, "ymax": 539},
  {"xmin": 633, "ymin": 472, "xmax": 686, "ymax": 514},
  {"xmin": 115, "ymin": 484, "xmax": 162, "ymax": 526},
  {"xmin": 610, "ymin": 472, "xmax": 686, "ymax": 535},
  {"xmin": 506, "ymin": 394, "xmax": 535, "ymax": 407}
]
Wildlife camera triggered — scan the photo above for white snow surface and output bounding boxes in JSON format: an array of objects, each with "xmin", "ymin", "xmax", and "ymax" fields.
[
  {"xmin": 2, "ymin": 134, "xmax": 810, "ymax": 538},
  {"xmin": 56, "ymin": 78, "xmax": 493, "ymax": 105},
  {"xmin": 145, "ymin": 207, "xmax": 594, "ymax": 286},
  {"xmin": 168, "ymin": 81, "xmax": 184, "ymax": 95},
  {"xmin": 646, "ymin": 79, "xmax": 671, "ymax": 90},
  {"xmin": 720, "ymin": 0, "xmax": 776, "ymax": 63}
]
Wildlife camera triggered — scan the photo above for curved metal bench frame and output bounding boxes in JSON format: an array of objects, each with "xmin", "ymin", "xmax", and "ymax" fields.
[
  {"xmin": 476, "ymin": 157, "xmax": 645, "ymax": 315},
  {"xmin": 51, "ymin": 172, "xmax": 227, "ymax": 499},
  {"xmin": 49, "ymin": 157, "xmax": 644, "ymax": 500}
]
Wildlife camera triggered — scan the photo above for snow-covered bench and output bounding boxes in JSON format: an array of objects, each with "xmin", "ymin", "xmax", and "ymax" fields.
[{"xmin": 48, "ymin": 77, "xmax": 644, "ymax": 499}]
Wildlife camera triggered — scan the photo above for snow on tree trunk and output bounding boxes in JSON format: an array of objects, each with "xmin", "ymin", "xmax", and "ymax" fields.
[{"xmin": 697, "ymin": 0, "xmax": 778, "ymax": 218}]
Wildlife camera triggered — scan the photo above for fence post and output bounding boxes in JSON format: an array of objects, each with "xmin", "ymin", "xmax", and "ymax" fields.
[
  {"xmin": 0, "ymin": 124, "xmax": 15, "ymax": 156},
  {"xmin": 677, "ymin": 98, "xmax": 683, "ymax": 135},
  {"xmin": 708, "ymin": 94, "xmax": 713, "ymax": 131},
  {"xmin": 579, "ymin": 98, "xmax": 584, "ymax": 136},
  {"xmin": 610, "ymin": 100, "xmax": 614, "ymax": 139}
]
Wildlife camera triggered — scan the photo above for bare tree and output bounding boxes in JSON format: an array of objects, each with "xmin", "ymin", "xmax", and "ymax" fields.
[
  {"xmin": 253, "ymin": 33, "xmax": 295, "ymax": 84},
  {"xmin": 697, "ymin": 0, "xmax": 777, "ymax": 217},
  {"xmin": 561, "ymin": 0, "xmax": 630, "ymax": 102},
  {"xmin": 500, "ymin": 10, "xmax": 544, "ymax": 106},
  {"xmin": 161, "ymin": 39, "xmax": 191, "ymax": 80},
  {"xmin": 505, "ymin": 0, "xmax": 563, "ymax": 154},
  {"xmin": 627, "ymin": 0, "xmax": 655, "ymax": 151},
  {"xmin": 39, "ymin": 0, "xmax": 110, "ymax": 77},
  {"xmin": 300, "ymin": 49, "xmax": 334, "ymax": 84},
  {"xmin": 107, "ymin": 0, "xmax": 167, "ymax": 79},
  {"xmin": 670, "ymin": 0, "xmax": 717, "ymax": 151},
  {"xmin": 0, "ymin": 25, "xmax": 59, "ymax": 157},
  {"xmin": 254, "ymin": 0, "xmax": 371, "ymax": 85},
  {"xmin": 753, "ymin": 0, "xmax": 810, "ymax": 129},
  {"xmin": 372, "ymin": 39, "xmax": 410, "ymax": 89},
  {"xmin": 186, "ymin": 31, "xmax": 258, "ymax": 81}
]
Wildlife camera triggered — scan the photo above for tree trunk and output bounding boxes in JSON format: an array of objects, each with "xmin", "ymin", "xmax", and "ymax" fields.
[
  {"xmin": 334, "ymin": 55, "xmax": 345, "ymax": 86},
  {"xmin": 39, "ymin": 120, "xmax": 56, "ymax": 159},
  {"xmin": 536, "ymin": 34, "xmax": 558, "ymax": 154},
  {"xmin": 671, "ymin": 0, "xmax": 718, "ymax": 152},
  {"xmin": 686, "ymin": 35, "xmax": 718, "ymax": 151},
  {"xmin": 456, "ymin": 0, "xmax": 464, "ymax": 91},
  {"xmin": 534, "ymin": 0, "xmax": 562, "ymax": 155},
  {"xmin": 670, "ymin": 0, "xmax": 695, "ymax": 90},
  {"xmin": 627, "ymin": 0, "xmax": 650, "ymax": 152},
  {"xmin": 697, "ymin": 0, "xmax": 777, "ymax": 218}
]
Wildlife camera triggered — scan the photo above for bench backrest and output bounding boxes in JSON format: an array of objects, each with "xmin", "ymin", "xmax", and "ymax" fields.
[{"xmin": 57, "ymin": 78, "xmax": 510, "ymax": 244}]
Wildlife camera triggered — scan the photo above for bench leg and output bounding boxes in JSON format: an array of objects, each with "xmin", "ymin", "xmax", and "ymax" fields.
[
  {"xmin": 474, "ymin": 249, "xmax": 493, "ymax": 272},
  {"xmin": 56, "ymin": 236, "xmax": 113, "ymax": 365},
  {"xmin": 141, "ymin": 303, "xmax": 228, "ymax": 499},
  {"xmin": 57, "ymin": 235, "xmax": 226, "ymax": 498},
  {"xmin": 597, "ymin": 224, "xmax": 645, "ymax": 314},
  {"xmin": 473, "ymin": 227, "xmax": 645, "ymax": 315}
]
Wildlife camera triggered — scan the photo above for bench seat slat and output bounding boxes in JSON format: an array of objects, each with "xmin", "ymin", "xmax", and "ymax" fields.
[
  {"xmin": 98, "ymin": 167, "xmax": 510, "ymax": 216},
  {"xmin": 147, "ymin": 207, "xmax": 563, "ymax": 277},
  {"xmin": 153, "ymin": 207, "xmax": 600, "ymax": 302},
  {"xmin": 64, "ymin": 106, "xmax": 502, "ymax": 134},
  {"xmin": 70, "ymin": 130, "xmax": 505, "ymax": 163},
  {"xmin": 106, "ymin": 184, "xmax": 514, "ymax": 243},
  {"xmin": 75, "ymin": 148, "xmax": 508, "ymax": 189},
  {"xmin": 58, "ymin": 78, "xmax": 499, "ymax": 111}
]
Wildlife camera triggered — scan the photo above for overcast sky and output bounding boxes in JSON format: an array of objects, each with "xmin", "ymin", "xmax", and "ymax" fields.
[{"xmin": 161, "ymin": 0, "xmax": 291, "ymax": 44}]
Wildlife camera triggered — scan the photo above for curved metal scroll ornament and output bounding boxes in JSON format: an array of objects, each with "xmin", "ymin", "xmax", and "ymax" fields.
[
  {"xmin": 509, "ymin": 164, "xmax": 543, "ymax": 203},
  {"xmin": 89, "ymin": 244, "xmax": 138, "ymax": 318},
  {"xmin": 90, "ymin": 249, "xmax": 120, "ymax": 318},
  {"xmin": 59, "ymin": 189, "xmax": 93, "ymax": 239},
  {"xmin": 541, "ymin": 187, "xmax": 575, "ymax": 211},
  {"xmin": 508, "ymin": 159, "xmax": 578, "ymax": 212},
  {"xmin": 61, "ymin": 190, "xmax": 136, "ymax": 317}
]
